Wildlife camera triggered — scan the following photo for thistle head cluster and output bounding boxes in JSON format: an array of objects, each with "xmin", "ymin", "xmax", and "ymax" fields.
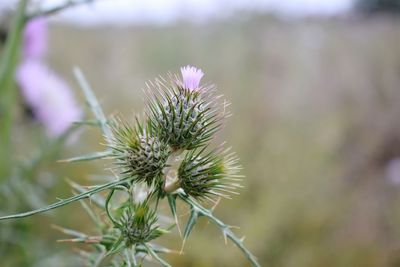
[
  {"xmin": 118, "ymin": 201, "xmax": 162, "ymax": 246},
  {"xmin": 2, "ymin": 65, "xmax": 258, "ymax": 267},
  {"xmin": 110, "ymin": 66, "xmax": 239, "ymax": 200}
]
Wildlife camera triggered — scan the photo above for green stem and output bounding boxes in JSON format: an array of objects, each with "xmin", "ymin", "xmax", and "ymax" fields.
[
  {"xmin": 0, "ymin": 178, "xmax": 129, "ymax": 220},
  {"xmin": 0, "ymin": 0, "xmax": 28, "ymax": 180},
  {"xmin": 105, "ymin": 189, "xmax": 120, "ymax": 227},
  {"xmin": 178, "ymin": 193, "xmax": 261, "ymax": 267}
]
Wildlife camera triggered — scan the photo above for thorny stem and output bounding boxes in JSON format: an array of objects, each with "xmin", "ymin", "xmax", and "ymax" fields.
[
  {"xmin": 0, "ymin": 178, "xmax": 130, "ymax": 220},
  {"xmin": 105, "ymin": 189, "xmax": 120, "ymax": 227},
  {"xmin": 177, "ymin": 193, "xmax": 261, "ymax": 267}
]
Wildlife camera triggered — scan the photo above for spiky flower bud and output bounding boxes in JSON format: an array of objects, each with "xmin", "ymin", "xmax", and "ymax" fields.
[
  {"xmin": 178, "ymin": 148, "xmax": 242, "ymax": 200},
  {"xmin": 119, "ymin": 202, "xmax": 163, "ymax": 246},
  {"xmin": 109, "ymin": 118, "xmax": 170, "ymax": 187},
  {"xmin": 146, "ymin": 66, "xmax": 224, "ymax": 151}
]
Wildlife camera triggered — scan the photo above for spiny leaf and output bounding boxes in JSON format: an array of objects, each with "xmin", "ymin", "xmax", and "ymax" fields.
[
  {"xmin": 144, "ymin": 243, "xmax": 172, "ymax": 267},
  {"xmin": 73, "ymin": 67, "xmax": 114, "ymax": 141},
  {"xmin": 0, "ymin": 178, "xmax": 130, "ymax": 220},
  {"xmin": 167, "ymin": 194, "xmax": 181, "ymax": 236},
  {"xmin": 106, "ymin": 236, "xmax": 125, "ymax": 257},
  {"xmin": 181, "ymin": 206, "xmax": 198, "ymax": 251},
  {"xmin": 73, "ymin": 119, "xmax": 103, "ymax": 127},
  {"xmin": 177, "ymin": 193, "xmax": 261, "ymax": 267},
  {"xmin": 58, "ymin": 150, "xmax": 113, "ymax": 163},
  {"xmin": 67, "ymin": 179, "xmax": 106, "ymax": 208},
  {"xmin": 167, "ymin": 194, "xmax": 177, "ymax": 220}
]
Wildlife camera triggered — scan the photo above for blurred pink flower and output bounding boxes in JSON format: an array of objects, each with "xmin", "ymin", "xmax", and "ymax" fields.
[
  {"xmin": 23, "ymin": 17, "xmax": 48, "ymax": 59},
  {"xmin": 180, "ymin": 65, "xmax": 204, "ymax": 91},
  {"xmin": 16, "ymin": 60, "xmax": 81, "ymax": 138},
  {"xmin": 385, "ymin": 158, "xmax": 400, "ymax": 185}
]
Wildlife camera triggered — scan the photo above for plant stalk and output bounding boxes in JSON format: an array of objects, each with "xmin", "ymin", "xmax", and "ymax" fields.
[
  {"xmin": 0, "ymin": 0, "xmax": 28, "ymax": 180},
  {"xmin": 0, "ymin": 178, "xmax": 129, "ymax": 220}
]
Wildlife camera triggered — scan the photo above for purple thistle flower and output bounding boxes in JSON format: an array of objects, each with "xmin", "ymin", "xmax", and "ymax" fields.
[
  {"xmin": 16, "ymin": 60, "xmax": 81, "ymax": 138},
  {"xmin": 180, "ymin": 65, "xmax": 204, "ymax": 91},
  {"xmin": 23, "ymin": 17, "xmax": 48, "ymax": 59},
  {"xmin": 385, "ymin": 158, "xmax": 400, "ymax": 185}
]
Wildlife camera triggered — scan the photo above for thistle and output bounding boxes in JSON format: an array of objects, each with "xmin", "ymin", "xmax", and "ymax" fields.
[
  {"xmin": 118, "ymin": 201, "xmax": 164, "ymax": 246},
  {"xmin": 109, "ymin": 118, "xmax": 171, "ymax": 188},
  {"xmin": 146, "ymin": 66, "xmax": 223, "ymax": 151},
  {"xmin": 0, "ymin": 67, "xmax": 261, "ymax": 267},
  {"xmin": 178, "ymin": 148, "xmax": 242, "ymax": 201}
]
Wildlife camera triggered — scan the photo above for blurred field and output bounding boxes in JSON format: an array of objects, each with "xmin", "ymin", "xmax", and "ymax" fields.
[{"xmin": 8, "ymin": 14, "xmax": 400, "ymax": 267}]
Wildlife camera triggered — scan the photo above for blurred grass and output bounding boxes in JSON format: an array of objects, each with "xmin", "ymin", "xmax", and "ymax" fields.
[{"xmin": 6, "ymin": 13, "xmax": 400, "ymax": 266}]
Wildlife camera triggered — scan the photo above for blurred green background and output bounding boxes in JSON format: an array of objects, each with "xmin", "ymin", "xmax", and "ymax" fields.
[{"xmin": 3, "ymin": 3, "xmax": 400, "ymax": 267}]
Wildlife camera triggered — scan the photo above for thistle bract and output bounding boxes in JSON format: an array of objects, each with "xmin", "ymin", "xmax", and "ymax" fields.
[
  {"xmin": 178, "ymin": 148, "xmax": 242, "ymax": 200},
  {"xmin": 109, "ymin": 119, "xmax": 170, "ymax": 187},
  {"xmin": 119, "ymin": 202, "xmax": 162, "ymax": 246},
  {"xmin": 146, "ymin": 67, "xmax": 223, "ymax": 150}
]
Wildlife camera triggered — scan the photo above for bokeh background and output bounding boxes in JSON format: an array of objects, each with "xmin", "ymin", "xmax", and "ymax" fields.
[{"xmin": 2, "ymin": 0, "xmax": 400, "ymax": 266}]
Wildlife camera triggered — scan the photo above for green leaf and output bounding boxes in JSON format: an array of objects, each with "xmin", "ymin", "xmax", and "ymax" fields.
[
  {"xmin": 73, "ymin": 120, "xmax": 103, "ymax": 127},
  {"xmin": 167, "ymin": 194, "xmax": 177, "ymax": 221},
  {"xmin": 73, "ymin": 67, "xmax": 114, "ymax": 141},
  {"xmin": 106, "ymin": 236, "xmax": 125, "ymax": 257},
  {"xmin": 68, "ymin": 179, "xmax": 106, "ymax": 208},
  {"xmin": 52, "ymin": 224, "xmax": 87, "ymax": 238},
  {"xmin": 177, "ymin": 193, "xmax": 261, "ymax": 267},
  {"xmin": 182, "ymin": 206, "xmax": 198, "ymax": 247},
  {"xmin": 167, "ymin": 194, "xmax": 181, "ymax": 236},
  {"xmin": 58, "ymin": 150, "xmax": 113, "ymax": 163},
  {"xmin": 0, "ymin": 178, "xmax": 130, "ymax": 220},
  {"xmin": 143, "ymin": 243, "xmax": 172, "ymax": 267}
]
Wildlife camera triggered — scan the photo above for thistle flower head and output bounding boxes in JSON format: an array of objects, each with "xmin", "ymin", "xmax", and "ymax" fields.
[
  {"xmin": 178, "ymin": 148, "xmax": 242, "ymax": 201},
  {"xmin": 146, "ymin": 68, "xmax": 225, "ymax": 150},
  {"xmin": 23, "ymin": 17, "xmax": 47, "ymax": 59},
  {"xmin": 16, "ymin": 60, "xmax": 81, "ymax": 137},
  {"xmin": 119, "ymin": 202, "xmax": 162, "ymax": 246},
  {"xmin": 180, "ymin": 65, "xmax": 204, "ymax": 91},
  {"xmin": 109, "ymin": 118, "xmax": 170, "ymax": 187}
]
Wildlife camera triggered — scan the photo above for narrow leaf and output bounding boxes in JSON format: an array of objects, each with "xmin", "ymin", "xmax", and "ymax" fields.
[
  {"xmin": 73, "ymin": 67, "xmax": 114, "ymax": 141},
  {"xmin": 144, "ymin": 243, "xmax": 172, "ymax": 267},
  {"xmin": 167, "ymin": 194, "xmax": 181, "ymax": 236},
  {"xmin": 0, "ymin": 178, "xmax": 129, "ymax": 220},
  {"xmin": 58, "ymin": 150, "xmax": 113, "ymax": 163},
  {"xmin": 182, "ymin": 206, "xmax": 198, "ymax": 249},
  {"xmin": 177, "ymin": 193, "xmax": 261, "ymax": 267},
  {"xmin": 73, "ymin": 120, "xmax": 103, "ymax": 127}
]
